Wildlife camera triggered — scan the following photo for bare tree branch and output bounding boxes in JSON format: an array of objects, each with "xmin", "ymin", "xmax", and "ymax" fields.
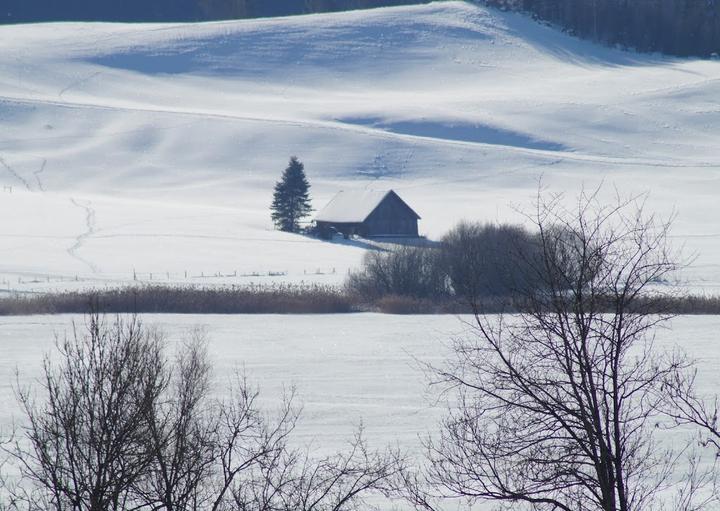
[{"xmin": 414, "ymin": 187, "xmax": 702, "ymax": 511}]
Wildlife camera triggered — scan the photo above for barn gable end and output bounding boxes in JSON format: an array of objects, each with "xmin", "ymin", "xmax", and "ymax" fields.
[{"xmin": 363, "ymin": 191, "xmax": 419, "ymax": 237}]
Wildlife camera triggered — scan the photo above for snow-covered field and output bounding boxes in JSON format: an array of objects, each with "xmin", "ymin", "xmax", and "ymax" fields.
[
  {"xmin": 1, "ymin": 313, "xmax": 719, "ymax": 509},
  {"xmin": 1, "ymin": 1, "xmax": 719, "ymax": 293},
  {"xmin": 0, "ymin": 313, "xmax": 457, "ymax": 453}
]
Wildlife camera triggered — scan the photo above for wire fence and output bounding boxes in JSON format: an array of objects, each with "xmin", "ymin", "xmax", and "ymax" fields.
[{"xmin": 0, "ymin": 267, "xmax": 346, "ymax": 295}]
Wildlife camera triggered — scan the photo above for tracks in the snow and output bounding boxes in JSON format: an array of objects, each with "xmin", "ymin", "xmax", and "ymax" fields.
[
  {"xmin": 0, "ymin": 156, "xmax": 32, "ymax": 191},
  {"xmin": 0, "ymin": 156, "xmax": 47, "ymax": 192},
  {"xmin": 68, "ymin": 198, "xmax": 99, "ymax": 274},
  {"xmin": 33, "ymin": 159, "xmax": 46, "ymax": 191},
  {"xmin": 0, "ymin": 153, "xmax": 97, "ymax": 274},
  {"xmin": 0, "ymin": 155, "xmax": 98, "ymax": 275}
]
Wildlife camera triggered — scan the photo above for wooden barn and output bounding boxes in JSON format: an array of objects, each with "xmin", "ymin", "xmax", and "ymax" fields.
[{"xmin": 314, "ymin": 189, "xmax": 420, "ymax": 239}]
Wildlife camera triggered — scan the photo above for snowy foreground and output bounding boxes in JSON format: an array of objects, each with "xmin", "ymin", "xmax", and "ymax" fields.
[
  {"xmin": 1, "ymin": 313, "xmax": 719, "ymax": 509},
  {"xmin": 1, "ymin": 1, "xmax": 720, "ymax": 293}
]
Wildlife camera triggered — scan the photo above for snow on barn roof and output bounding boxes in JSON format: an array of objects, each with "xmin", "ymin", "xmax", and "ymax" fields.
[
  {"xmin": 315, "ymin": 189, "xmax": 390, "ymax": 223},
  {"xmin": 315, "ymin": 189, "xmax": 419, "ymax": 223}
]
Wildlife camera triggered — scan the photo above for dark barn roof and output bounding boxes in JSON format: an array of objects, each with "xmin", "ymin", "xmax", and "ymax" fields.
[{"xmin": 314, "ymin": 189, "xmax": 420, "ymax": 224}]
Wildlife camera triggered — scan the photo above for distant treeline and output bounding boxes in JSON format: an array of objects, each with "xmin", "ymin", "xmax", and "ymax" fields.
[
  {"xmin": 0, "ymin": 0, "xmax": 428, "ymax": 23},
  {"xmin": 4, "ymin": 0, "xmax": 716, "ymax": 57},
  {"xmin": 486, "ymin": 0, "xmax": 720, "ymax": 57}
]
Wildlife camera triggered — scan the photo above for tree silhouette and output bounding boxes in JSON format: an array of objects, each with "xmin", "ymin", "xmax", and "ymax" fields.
[
  {"xmin": 405, "ymin": 188, "xmax": 708, "ymax": 511},
  {"xmin": 270, "ymin": 157, "xmax": 312, "ymax": 233}
]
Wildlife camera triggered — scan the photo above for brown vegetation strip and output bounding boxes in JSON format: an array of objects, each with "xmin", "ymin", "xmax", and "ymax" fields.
[
  {"xmin": 0, "ymin": 285, "xmax": 353, "ymax": 315},
  {"xmin": 0, "ymin": 286, "xmax": 720, "ymax": 315}
]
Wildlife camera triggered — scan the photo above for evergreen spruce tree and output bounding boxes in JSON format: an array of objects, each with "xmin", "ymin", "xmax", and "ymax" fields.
[{"xmin": 270, "ymin": 156, "xmax": 312, "ymax": 232}]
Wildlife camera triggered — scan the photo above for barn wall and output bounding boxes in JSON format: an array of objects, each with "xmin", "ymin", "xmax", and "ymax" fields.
[
  {"xmin": 363, "ymin": 194, "xmax": 418, "ymax": 237},
  {"xmin": 316, "ymin": 221, "xmax": 362, "ymax": 239}
]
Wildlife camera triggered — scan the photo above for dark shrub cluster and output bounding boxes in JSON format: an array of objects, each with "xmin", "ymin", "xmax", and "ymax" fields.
[
  {"xmin": 347, "ymin": 222, "xmax": 541, "ymax": 304},
  {"xmin": 440, "ymin": 222, "xmax": 540, "ymax": 301},
  {"xmin": 346, "ymin": 245, "xmax": 448, "ymax": 300},
  {"xmin": 345, "ymin": 221, "xmax": 720, "ymax": 315}
]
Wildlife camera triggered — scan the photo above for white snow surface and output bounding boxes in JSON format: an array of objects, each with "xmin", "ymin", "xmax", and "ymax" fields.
[
  {"xmin": 1, "ymin": 1, "xmax": 719, "ymax": 292},
  {"xmin": 1, "ymin": 313, "xmax": 719, "ymax": 510},
  {"xmin": 315, "ymin": 189, "xmax": 397, "ymax": 222}
]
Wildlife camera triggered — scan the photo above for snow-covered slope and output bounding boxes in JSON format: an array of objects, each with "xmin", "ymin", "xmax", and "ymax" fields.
[{"xmin": 1, "ymin": 1, "xmax": 719, "ymax": 292}]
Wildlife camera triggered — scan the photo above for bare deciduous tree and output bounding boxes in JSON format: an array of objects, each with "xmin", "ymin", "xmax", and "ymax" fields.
[
  {"xmin": 665, "ymin": 368, "xmax": 720, "ymax": 453},
  {"xmin": 267, "ymin": 428, "xmax": 402, "ymax": 511},
  {"xmin": 10, "ymin": 314, "xmax": 166, "ymax": 511},
  {"xmin": 662, "ymin": 368, "xmax": 720, "ymax": 509},
  {"xmin": 209, "ymin": 376, "xmax": 299, "ymax": 511},
  {"xmin": 412, "ymin": 189, "xmax": 701, "ymax": 511},
  {"xmin": 134, "ymin": 330, "xmax": 217, "ymax": 511},
  {"xmin": 0, "ymin": 434, "xmax": 20, "ymax": 511},
  {"xmin": 2, "ymin": 312, "xmax": 403, "ymax": 511}
]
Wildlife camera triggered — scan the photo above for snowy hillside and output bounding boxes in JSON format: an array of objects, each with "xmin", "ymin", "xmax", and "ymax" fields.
[{"xmin": 1, "ymin": 1, "xmax": 719, "ymax": 292}]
